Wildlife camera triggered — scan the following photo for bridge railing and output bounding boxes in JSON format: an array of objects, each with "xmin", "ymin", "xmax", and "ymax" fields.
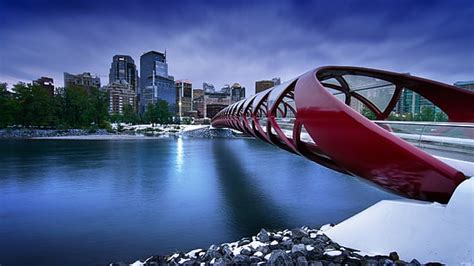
[{"xmin": 374, "ymin": 121, "xmax": 474, "ymax": 163}]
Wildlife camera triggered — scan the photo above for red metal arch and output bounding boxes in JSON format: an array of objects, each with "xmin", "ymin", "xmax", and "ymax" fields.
[{"xmin": 211, "ymin": 66, "xmax": 474, "ymax": 203}]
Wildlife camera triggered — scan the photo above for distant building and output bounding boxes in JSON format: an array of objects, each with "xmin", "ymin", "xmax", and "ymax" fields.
[
  {"xmin": 255, "ymin": 78, "xmax": 280, "ymax": 94},
  {"xmin": 454, "ymin": 80, "xmax": 474, "ymax": 92},
  {"xmin": 64, "ymin": 72, "xmax": 101, "ymax": 91},
  {"xmin": 109, "ymin": 55, "xmax": 138, "ymax": 91},
  {"xmin": 230, "ymin": 83, "xmax": 245, "ymax": 103},
  {"xmin": 193, "ymin": 89, "xmax": 204, "ymax": 99},
  {"xmin": 139, "ymin": 51, "xmax": 175, "ymax": 114},
  {"xmin": 193, "ymin": 96, "xmax": 204, "ymax": 118},
  {"xmin": 176, "ymin": 80, "xmax": 193, "ymax": 118},
  {"xmin": 33, "ymin": 77, "xmax": 54, "ymax": 96},
  {"xmin": 203, "ymin": 82, "xmax": 215, "ymax": 93},
  {"xmin": 204, "ymin": 89, "xmax": 231, "ymax": 119},
  {"xmin": 103, "ymin": 80, "xmax": 136, "ymax": 115}
]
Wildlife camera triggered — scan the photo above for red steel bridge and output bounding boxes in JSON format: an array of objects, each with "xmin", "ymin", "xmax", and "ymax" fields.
[{"xmin": 211, "ymin": 66, "xmax": 474, "ymax": 203}]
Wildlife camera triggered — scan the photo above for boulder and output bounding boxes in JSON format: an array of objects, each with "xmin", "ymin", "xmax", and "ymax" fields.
[
  {"xmin": 268, "ymin": 250, "xmax": 293, "ymax": 265},
  {"xmin": 257, "ymin": 229, "xmax": 271, "ymax": 242},
  {"xmin": 232, "ymin": 254, "xmax": 249, "ymax": 264},
  {"xmin": 296, "ymin": 256, "xmax": 308, "ymax": 266},
  {"xmin": 291, "ymin": 228, "xmax": 308, "ymax": 239}
]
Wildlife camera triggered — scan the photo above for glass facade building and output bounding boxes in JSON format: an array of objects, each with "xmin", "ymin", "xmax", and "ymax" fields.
[
  {"xmin": 139, "ymin": 51, "xmax": 176, "ymax": 114},
  {"xmin": 109, "ymin": 55, "xmax": 138, "ymax": 91}
]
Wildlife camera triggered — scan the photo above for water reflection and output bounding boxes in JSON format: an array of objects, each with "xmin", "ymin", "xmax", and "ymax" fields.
[{"xmin": 212, "ymin": 139, "xmax": 290, "ymax": 235}]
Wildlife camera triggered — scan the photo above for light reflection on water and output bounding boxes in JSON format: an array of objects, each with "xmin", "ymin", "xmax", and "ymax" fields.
[{"xmin": 0, "ymin": 138, "xmax": 398, "ymax": 266}]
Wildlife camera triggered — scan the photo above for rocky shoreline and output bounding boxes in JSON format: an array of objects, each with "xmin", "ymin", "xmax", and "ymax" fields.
[
  {"xmin": 0, "ymin": 126, "xmax": 237, "ymax": 139},
  {"xmin": 0, "ymin": 128, "xmax": 111, "ymax": 138},
  {"xmin": 118, "ymin": 226, "xmax": 435, "ymax": 266}
]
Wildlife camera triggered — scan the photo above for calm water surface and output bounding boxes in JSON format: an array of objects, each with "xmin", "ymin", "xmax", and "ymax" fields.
[{"xmin": 0, "ymin": 138, "xmax": 398, "ymax": 265}]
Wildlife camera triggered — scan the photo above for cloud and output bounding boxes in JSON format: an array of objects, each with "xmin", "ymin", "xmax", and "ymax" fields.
[{"xmin": 0, "ymin": 0, "xmax": 472, "ymax": 95}]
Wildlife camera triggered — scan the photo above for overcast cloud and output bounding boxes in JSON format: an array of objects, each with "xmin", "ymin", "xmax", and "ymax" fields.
[{"xmin": 0, "ymin": 0, "xmax": 473, "ymax": 95}]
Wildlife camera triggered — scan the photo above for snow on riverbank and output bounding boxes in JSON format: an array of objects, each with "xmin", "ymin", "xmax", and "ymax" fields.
[{"xmin": 120, "ymin": 225, "xmax": 427, "ymax": 266}]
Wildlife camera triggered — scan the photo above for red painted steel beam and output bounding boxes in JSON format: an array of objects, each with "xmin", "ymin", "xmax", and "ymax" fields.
[{"xmin": 211, "ymin": 66, "xmax": 473, "ymax": 203}]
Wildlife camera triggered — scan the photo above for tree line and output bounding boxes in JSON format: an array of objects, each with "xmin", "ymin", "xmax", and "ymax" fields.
[{"xmin": 0, "ymin": 83, "xmax": 174, "ymax": 129}]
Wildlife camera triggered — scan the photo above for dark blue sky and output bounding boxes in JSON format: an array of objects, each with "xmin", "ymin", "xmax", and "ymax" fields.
[{"xmin": 1, "ymin": 0, "xmax": 473, "ymax": 93}]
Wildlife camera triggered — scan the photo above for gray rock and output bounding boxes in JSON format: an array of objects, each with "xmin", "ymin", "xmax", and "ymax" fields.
[
  {"xmin": 308, "ymin": 261, "xmax": 323, "ymax": 266},
  {"xmin": 291, "ymin": 228, "xmax": 308, "ymax": 239},
  {"xmin": 281, "ymin": 240, "xmax": 294, "ymax": 250},
  {"xmin": 363, "ymin": 258, "xmax": 379, "ymax": 266},
  {"xmin": 408, "ymin": 259, "xmax": 422, "ymax": 266},
  {"xmin": 256, "ymin": 245, "xmax": 271, "ymax": 255},
  {"xmin": 315, "ymin": 234, "xmax": 330, "ymax": 243},
  {"xmin": 268, "ymin": 250, "xmax": 293, "ymax": 265},
  {"xmin": 272, "ymin": 234, "xmax": 284, "ymax": 242},
  {"xmin": 214, "ymin": 256, "xmax": 232, "ymax": 266},
  {"xmin": 233, "ymin": 254, "xmax": 249, "ymax": 264},
  {"xmin": 249, "ymin": 256, "xmax": 262, "ymax": 263},
  {"xmin": 257, "ymin": 228, "xmax": 271, "ymax": 242},
  {"xmin": 296, "ymin": 256, "xmax": 308, "ymax": 266},
  {"xmin": 238, "ymin": 238, "xmax": 252, "ymax": 247},
  {"xmin": 221, "ymin": 245, "xmax": 233, "ymax": 257},
  {"xmin": 241, "ymin": 247, "xmax": 253, "ymax": 256},
  {"xmin": 301, "ymin": 237, "xmax": 314, "ymax": 245},
  {"xmin": 389, "ymin": 251, "xmax": 399, "ymax": 261},
  {"xmin": 306, "ymin": 247, "xmax": 324, "ymax": 260},
  {"xmin": 291, "ymin": 244, "xmax": 307, "ymax": 256},
  {"xmin": 182, "ymin": 259, "xmax": 197, "ymax": 266}
]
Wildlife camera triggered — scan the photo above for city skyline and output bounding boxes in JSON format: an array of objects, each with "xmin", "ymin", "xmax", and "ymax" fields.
[{"xmin": 1, "ymin": 0, "xmax": 473, "ymax": 96}]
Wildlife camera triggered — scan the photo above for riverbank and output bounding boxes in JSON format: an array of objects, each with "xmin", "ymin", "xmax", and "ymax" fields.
[
  {"xmin": 0, "ymin": 125, "xmax": 238, "ymax": 139},
  {"xmin": 121, "ymin": 225, "xmax": 427, "ymax": 266}
]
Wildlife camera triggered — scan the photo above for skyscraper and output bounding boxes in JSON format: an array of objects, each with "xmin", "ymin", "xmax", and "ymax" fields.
[
  {"xmin": 175, "ymin": 80, "xmax": 193, "ymax": 118},
  {"xmin": 139, "ymin": 51, "xmax": 176, "ymax": 114},
  {"xmin": 109, "ymin": 55, "xmax": 138, "ymax": 91}
]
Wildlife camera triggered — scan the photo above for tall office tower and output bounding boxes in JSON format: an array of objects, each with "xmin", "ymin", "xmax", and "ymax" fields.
[
  {"xmin": 64, "ymin": 72, "xmax": 101, "ymax": 91},
  {"xmin": 230, "ymin": 83, "xmax": 245, "ymax": 103},
  {"xmin": 139, "ymin": 51, "xmax": 176, "ymax": 114},
  {"xmin": 33, "ymin": 77, "xmax": 54, "ymax": 96},
  {"xmin": 109, "ymin": 55, "xmax": 138, "ymax": 91},
  {"xmin": 175, "ymin": 80, "xmax": 193, "ymax": 118}
]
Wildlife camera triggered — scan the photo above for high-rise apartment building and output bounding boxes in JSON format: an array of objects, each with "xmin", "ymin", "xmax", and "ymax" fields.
[
  {"xmin": 109, "ymin": 55, "xmax": 138, "ymax": 91},
  {"xmin": 64, "ymin": 72, "xmax": 101, "ymax": 91},
  {"xmin": 33, "ymin": 77, "xmax": 54, "ymax": 96},
  {"xmin": 176, "ymin": 80, "xmax": 193, "ymax": 118},
  {"xmin": 139, "ymin": 51, "xmax": 175, "ymax": 114},
  {"xmin": 103, "ymin": 80, "xmax": 136, "ymax": 115}
]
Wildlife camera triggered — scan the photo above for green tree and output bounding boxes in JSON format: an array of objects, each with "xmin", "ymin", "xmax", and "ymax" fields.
[
  {"xmin": 361, "ymin": 106, "xmax": 377, "ymax": 120},
  {"xmin": 0, "ymin": 83, "xmax": 18, "ymax": 128},
  {"xmin": 143, "ymin": 100, "xmax": 172, "ymax": 125},
  {"xmin": 156, "ymin": 100, "xmax": 172, "ymax": 124},
  {"xmin": 416, "ymin": 106, "xmax": 435, "ymax": 121},
  {"xmin": 87, "ymin": 88, "xmax": 109, "ymax": 128},
  {"xmin": 13, "ymin": 83, "xmax": 56, "ymax": 127},
  {"xmin": 122, "ymin": 104, "xmax": 138, "ymax": 124},
  {"xmin": 435, "ymin": 111, "xmax": 448, "ymax": 122}
]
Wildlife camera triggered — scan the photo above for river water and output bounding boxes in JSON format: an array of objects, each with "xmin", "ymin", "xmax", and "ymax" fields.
[{"xmin": 0, "ymin": 138, "xmax": 398, "ymax": 265}]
